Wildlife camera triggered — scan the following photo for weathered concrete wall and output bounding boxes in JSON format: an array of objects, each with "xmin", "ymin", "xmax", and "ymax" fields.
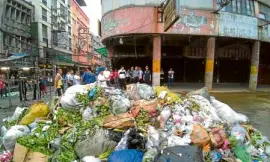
[
  {"xmin": 217, "ymin": 12, "xmax": 258, "ymax": 40},
  {"xmin": 180, "ymin": 0, "xmax": 213, "ymax": 10},
  {"xmin": 258, "ymin": 0, "xmax": 270, "ymax": 6}
]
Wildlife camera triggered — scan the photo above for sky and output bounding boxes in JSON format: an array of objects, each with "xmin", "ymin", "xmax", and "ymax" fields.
[{"xmin": 82, "ymin": 0, "xmax": 102, "ymax": 36}]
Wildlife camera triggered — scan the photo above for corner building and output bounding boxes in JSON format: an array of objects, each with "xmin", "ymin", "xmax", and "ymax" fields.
[{"xmin": 101, "ymin": 0, "xmax": 270, "ymax": 90}]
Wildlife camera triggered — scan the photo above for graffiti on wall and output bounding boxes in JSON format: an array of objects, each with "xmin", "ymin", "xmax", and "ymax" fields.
[
  {"xmin": 218, "ymin": 12, "xmax": 258, "ymax": 40},
  {"xmin": 102, "ymin": 7, "xmax": 155, "ymax": 38},
  {"xmin": 168, "ymin": 9, "xmax": 216, "ymax": 35}
]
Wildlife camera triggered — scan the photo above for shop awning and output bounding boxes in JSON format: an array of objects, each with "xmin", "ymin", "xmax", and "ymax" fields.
[
  {"xmin": 95, "ymin": 47, "xmax": 108, "ymax": 57},
  {"xmin": 0, "ymin": 53, "xmax": 28, "ymax": 62}
]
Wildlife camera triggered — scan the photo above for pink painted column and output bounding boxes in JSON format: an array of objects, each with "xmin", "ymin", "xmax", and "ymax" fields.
[
  {"xmin": 152, "ymin": 35, "xmax": 161, "ymax": 86},
  {"xmin": 107, "ymin": 45, "xmax": 114, "ymax": 58}
]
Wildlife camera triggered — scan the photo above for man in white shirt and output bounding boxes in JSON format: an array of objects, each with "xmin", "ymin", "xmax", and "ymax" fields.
[
  {"xmin": 97, "ymin": 70, "xmax": 107, "ymax": 87},
  {"xmin": 103, "ymin": 68, "xmax": 111, "ymax": 86},
  {"xmin": 168, "ymin": 68, "xmax": 174, "ymax": 87},
  {"xmin": 118, "ymin": 66, "xmax": 126, "ymax": 90}
]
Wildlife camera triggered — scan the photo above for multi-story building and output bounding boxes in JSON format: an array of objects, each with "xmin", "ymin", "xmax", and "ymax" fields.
[
  {"xmin": 0, "ymin": 0, "xmax": 34, "ymax": 62},
  {"xmin": 101, "ymin": 0, "xmax": 270, "ymax": 90},
  {"xmin": 71, "ymin": 0, "xmax": 90, "ymax": 65}
]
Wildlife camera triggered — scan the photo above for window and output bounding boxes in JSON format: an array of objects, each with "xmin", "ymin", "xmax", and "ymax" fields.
[
  {"xmin": 68, "ymin": 26, "xmax": 71, "ymax": 35},
  {"xmin": 259, "ymin": 3, "xmax": 270, "ymax": 21},
  {"xmin": 42, "ymin": 0, "xmax": 47, "ymax": 6},
  {"xmin": 223, "ymin": 0, "xmax": 255, "ymax": 16},
  {"xmin": 69, "ymin": 38, "xmax": 72, "ymax": 51},
  {"xmin": 60, "ymin": 4, "xmax": 66, "ymax": 18},
  {"xmin": 42, "ymin": 8, "xmax": 47, "ymax": 21},
  {"xmin": 42, "ymin": 24, "xmax": 48, "ymax": 42}
]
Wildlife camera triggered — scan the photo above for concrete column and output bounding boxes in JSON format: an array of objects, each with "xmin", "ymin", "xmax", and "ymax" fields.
[
  {"xmin": 108, "ymin": 45, "xmax": 113, "ymax": 58},
  {"xmin": 205, "ymin": 37, "xmax": 216, "ymax": 90},
  {"xmin": 152, "ymin": 35, "xmax": 161, "ymax": 86},
  {"xmin": 249, "ymin": 41, "xmax": 260, "ymax": 91}
]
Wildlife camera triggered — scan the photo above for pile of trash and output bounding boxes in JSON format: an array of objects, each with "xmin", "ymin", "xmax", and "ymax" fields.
[{"xmin": 1, "ymin": 83, "xmax": 270, "ymax": 162}]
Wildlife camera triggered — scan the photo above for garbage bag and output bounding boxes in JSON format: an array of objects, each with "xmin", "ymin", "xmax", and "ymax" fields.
[
  {"xmin": 127, "ymin": 129, "xmax": 147, "ymax": 151},
  {"xmin": 103, "ymin": 113, "xmax": 135, "ymax": 130},
  {"xmin": 168, "ymin": 134, "xmax": 191, "ymax": 147},
  {"xmin": 112, "ymin": 96, "xmax": 131, "ymax": 114},
  {"xmin": 74, "ymin": 129, "xmax": 117, "ymax": 158},
  {"xmin": 158, "ymin": 107, "xmax": 171, "ymax": 128},
  {"xmin": 210, "ymin": 97, "xmax": 249, "ymax": 125},
  {"xmin": 19, "ymin": 102, "xmax": 50, "ymax": 125},
  {"xmin": 126, "ymin": 84, "xmax": 141, "ymax": 101},
  {"xmin": 186, "ymin": 87, "xmax": 210, "ymax": 100},
  {"xmin": 2, "ymin": 125, "xmax": 30, "ymax": 151},
  {"xmin": 230, "ymin": 124, "xmax": 246, "ymax": 144},
  {"xmin": 155, "ymin": 146, "xmax": 204, "ymax": 162},
  {"xmin": 233, "ymin": 145, "xmax": 252, "ymax": 162},
  {"xmin": 191, "ymin": 124, "xmax": 211, "ymax": 152},
  {"xmin": 131, "ymin": 100, "xmax": 159, "ymax": 117},
  {"xmin": 8, "ymin": 107, "xmax": 28, "ymax": 122},
  {"xmin": 209, "ymin": 127, "xmax": 227, "ymax": 148},
  {"xmin": 115, "ymin": 129, "xmax": 131, "ymax": 151},
  {"xmin": 108, "ymin": 149, "xmax": 143, "ymax": 162},
  {"xmin": 82, "ymin": 156, "xmax": 101, "ymax": 162},
  {"xmin": 142, "ymin": 148, "xmax": 158, "ymax": 162},
  {"xmin": 136, "ymin": 84, "xmax": 155, "ymax": 100},
  {"xmin": 146, "ymin": 126, "xmax": 160, "ymax": 149},
  {"xmin": 155, "ymin": 86, "xmax": 181, "ymax": 104},
  {"xmin": 82, "ymin": 107, "xmax": 94, "ymax": 121},
  {"xmin": 0, "ymin": 151, "xmax": 12, "ymax": 162}
]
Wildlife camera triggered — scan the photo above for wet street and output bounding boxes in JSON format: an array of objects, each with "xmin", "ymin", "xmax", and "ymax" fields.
[{"xmin": 213, "ymin": 92, "xmax": 270, "ymax": 138}]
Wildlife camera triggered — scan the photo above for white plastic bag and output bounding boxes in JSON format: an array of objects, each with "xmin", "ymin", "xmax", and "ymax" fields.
[
  {"xmin": 210, "ymin": 97, "xmax": 248, "ymax": 125},
  {"xmin": 2, "ymin": 125, "xmax": 30, "ymax": 151},
  {"xmin": 60, "ymin": 93, "xmax": 82, "ymax": 110},
  {"xmin": 146, "ymin": 126, "xmax": 160, "ymax": 149},
  {"xmin": 112, "ymin": 96, "xmax": 131, "ymax": 114},
  {"xmin": 231, "ymin": 124, "xmax": 246, "ymax": 144},
  {"xmin": 11, "ymin": 107, "xmax": 28, "ymax": 121},
  {"xmin": 82, "ymin": 107, "xmax": 94, "ymax": 121},
  {"xmin": 115, "ymin": 129, "xmax": 131, "ymax": 150},
  {"xmin": 137, "ymin": 84, "xmax": 155, "ymax": 100},
  {"xmin": 168, "ymin": 134, "xmax": 191, "ymax": 147},
  {"xmin": 82, "ymin": 156, "xmax": 101, "ymax": 162}
]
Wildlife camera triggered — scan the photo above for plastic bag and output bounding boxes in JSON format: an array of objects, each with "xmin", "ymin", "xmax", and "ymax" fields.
[
  {"xmin": 108, "ymin": 149, "xmax": 143, "ymax": 162},
  {"xmin": 209, "ymin": 127, "xmax": 227, "ymax": 148},
  {"xmin": 191, "ymin": 124, "xmax": 211, "ymax": 152},
  {"xmin": 75, "ymin": 129, "xmax": 117, "ymax": 158},
  {"xmin": 82, "ymin": 107, "xmax": 94, "ymax": 121},
  {"xmin": 210, "ymin": 151, "xmax": 222, "ymax": 162},
  {"xmin": 230, "ymin": 124, "xmax": 246, "ymax": 144},
  {"xmin": 103, "ymin": 113, "xmax": 135, "ymax": 129},
  {"xmin": 136, "ymin": 84, "xmax": 155, "ymax": 100},
  {"xmin": 186, "ymin": 87, "xmax": 210, "ymax": 100},
  {"xmin": 146, "ymin": 126, "xmax": 160, "ymax": 149},
  {"xmin": 142, "ymin": 148, "xmax": 158, "ymax": 162},
  {"xmin": 158, "ymin": 107, "xmax": 171, "ymax": 128},
  {"xmin": 60, "ymin": 93, "xmax": 82, "ymax": 110},
  {"xmin": 210, "ymin": 97, "xmax": 248, "ymax": 125},
  {"xmin": 0, "ymin": 151, "xmax": 12, "ymax": 162},
  {"xmin": 115, "ymin": 129, "xmax": 131, "ymax": 150},
  {"xmin": 131, "ymin": 100, "xmax": 159, "ymax": 117},
  {"xmin": 19, "ymin": 102, "xmax": 50, "ymax": 125},
  {"xmin": 112, "ymin": 96, "xmax": 131, "ymax": 114},
  {"xmin": 233, "ymin": 145, "xmax": 252, "ymax": 162},
  {"xmin": 168, "ymin": 134, "xmax": 191, "ymax": 147},
  {"xmin": 127, "ymin": 129, "xmax": 147, "ymax": 151},
  {"xmin": 126, "ymin": 84, "xmax": 141, "ymax": 101},
  {"xmin": 9, "ymin": 107, "xmax": 28, "ymax": 122},
  {"xmin": 2, "ymin": 125, "xmax": 30, "ymax": 151},
  {"xmin": 82, "ymin": 156, "xmax": 101, "ymax": 162}
]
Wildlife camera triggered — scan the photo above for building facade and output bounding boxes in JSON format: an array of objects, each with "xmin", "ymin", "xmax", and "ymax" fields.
[
  {"xmin": 71, "ymin": 0, "xmax": 90, "ymax": 65},
  {"xmin": 101, "ymin": 0, "xmax": 270, "ymax": 90},
  {"xmin": 0, "ymin": 0, "xmax": 34, "ymax": 61}
]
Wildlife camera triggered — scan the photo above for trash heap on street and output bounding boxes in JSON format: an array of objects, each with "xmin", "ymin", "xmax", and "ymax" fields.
[{"xmin": 1, "ymin": 83, "xmax": 270, "ymax": 162}]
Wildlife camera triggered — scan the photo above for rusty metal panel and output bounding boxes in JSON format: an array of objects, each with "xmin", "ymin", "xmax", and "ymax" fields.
[
  {"xmin": 180, "ymin": 0, "xmax": 213, "ymax": 10},
  {"xmin": 217, "ymin": 12, "xmax": 258, "ymax": 40}
]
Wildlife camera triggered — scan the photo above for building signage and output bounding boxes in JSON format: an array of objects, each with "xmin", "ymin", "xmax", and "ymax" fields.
[
  {"xmin": 167, "ymin": 9, "xmax": 216, "ymax": 35},
  {"xmin": 218, "ymin": 12, "xmax": 258, "ymax": 40},
  {"xmin": 163, "ymin": 0, "xmax": 180, "ymax": 32}
]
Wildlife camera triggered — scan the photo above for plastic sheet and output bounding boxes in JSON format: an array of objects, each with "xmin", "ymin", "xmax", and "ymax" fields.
[
  {"xmin": 136, "ymin": 84, "xmax": 155, "ymax": 100},
  {"xmin": 111, "ymin": 96, "xmax": 131, "ymax": 114},
  {"xmin": 108, "ymin": 149, "xmax": 143, "ymax": 162}
]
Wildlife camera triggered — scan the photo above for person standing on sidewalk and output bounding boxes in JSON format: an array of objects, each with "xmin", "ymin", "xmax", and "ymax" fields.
[
  {"xmin": 103, "ymin": 68, "xmax": 111, "ymax": 86},
  {"xmin": 55, "ymin": 69, "xmax": 63, "ymax": 96},
  {"xmin": 67, "ymin": 69, "xmax": 74, "ymax": 88},
  {"xmin": 132, "ymin": 66, "xmax": 140, "ymax": 83},
  {"xmin": 168, "ymin": 68, "xmax": 175, "ymax": 87},
  {"xmin": 74, "ymin": 71, "xmax": 81, "ymax": 85},
  {"xmin": 82, "ymin": 67, "xmax": 96, "ymax": 84},
  {"xmin": 118, "ymin": 66, "xmax": 126, "ymax": 90},
  {"xmin": 143, "ymin": 66, "xmax": 151, "ymax": 85},
  {"xmin": 0, "ymin": 74, "xmax": 7, "ymax": 98}
]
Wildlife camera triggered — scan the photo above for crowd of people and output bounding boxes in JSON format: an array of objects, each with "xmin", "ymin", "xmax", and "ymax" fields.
[{"xmin": 54, "ymin": 66, "xmax": 176, "ymax": 97}]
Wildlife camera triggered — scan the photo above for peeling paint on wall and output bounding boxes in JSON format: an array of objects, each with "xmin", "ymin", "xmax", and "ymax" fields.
[
  {"xmin": 217, "ymin": 12, "xmax": 258, "ymax": 40},
  {"xmin": 167, "ymin": 8, "xmax": 216, "ymax": 35}
]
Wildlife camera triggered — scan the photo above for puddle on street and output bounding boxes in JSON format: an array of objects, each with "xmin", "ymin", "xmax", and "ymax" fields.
[{"xmin": 213, "ymin": 92, "xmax": 270, "ymax": 138}]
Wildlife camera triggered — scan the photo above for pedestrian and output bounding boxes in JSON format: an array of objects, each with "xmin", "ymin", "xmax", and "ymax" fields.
[
  {"xmin": 0, "ymin": 74, "xmax": 6, "ymax": 98},
  {"xmin": 32, "ymin": 78, "xmax": 38, "ymax": 100},
  {"xmin": 103, "ymin": 68, "xmax": 111, "ymax": 86},
  {"xmin": 82, "ymin": 66, "xmax": 96, "ymax": 84},
  {"xmin": 161, "ymin": 69, "xmax": 164, "ymax": 83},
  {"xmin": 97, "ymin": 70, "xmax": 107, "ymax": 87},
  {"xmin": 132, "ymin": 66, "xmax": 140, "ymax": 83},
  {"xmin": 74, "ymin": 71, "xmax": 81, "ymax": 85},
  {"xmin": 55, "ymin": 69, "xmax": 63, "ymax": 97},
  {"xmin": 39, "ymin": 77, "xmax": 44, "ymax": 97},
  {"xmin": 143, "ymin": 66, "xmax": 151, "ymax": 85},
  {"xmin": 67, "ymin": 69, "xmax": 74, "ymax": 88},
  {"xmin": 113, "ymin": 69, "xmax": 119, "ymax": 86},
  {"xmin": 11, "ymin": 75, "xmax": 15, "ymax": 86},
  {"xmin": 118, "ymin": 66, "xmax": 126, "ymax": 90},
  {"xmin": 19, "ymin": 78, "xmax": 27, "ymax": 101},
  {"xmin": 139, "ymin": 67, "xmax": 143, "ymax": 83},
  {"xmin": 126, "ymin": 69, "xmax": 131, "ymax": 84},
  {"xmin": 110, "ymin": 70, "xmax": 115, "ymax": 86},
  {"xmin": 168, "ymin": 68, "xmax": 175, "ymax": 87},
  {"xmin": 129, "ymin": 67, "xmax": 134, "ymax": 83}
]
